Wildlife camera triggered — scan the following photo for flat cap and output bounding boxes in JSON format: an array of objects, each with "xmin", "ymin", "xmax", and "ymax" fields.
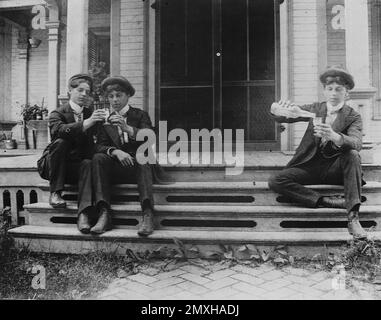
[
  {"xmin": 319, "ymin": 66, "xmax": 355, "ymax": 90},
  {"xmin": 101, "ymin": 76, "xmax": 135, "ymax": 97},
  {"xmin": 68, "ymin": 73, "xmax": 94, "ymax": 91}
]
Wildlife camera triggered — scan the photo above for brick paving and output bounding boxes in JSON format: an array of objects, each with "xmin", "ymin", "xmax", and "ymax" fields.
[{"xmin": 95, "ymin": 261, "xmax": 381, "ymax": 300}]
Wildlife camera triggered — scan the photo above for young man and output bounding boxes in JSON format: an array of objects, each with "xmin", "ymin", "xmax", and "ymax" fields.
[
  {"xmin": 91, "ymin": 76, "xmax": 158, "ymax": 236},
  {"xmin": 47, "ymin": 74, "xmax": 106, "ymax": 233},
  {"xmin": 268, "ymin": 66, "xmax": 367, "ymax": 239}
]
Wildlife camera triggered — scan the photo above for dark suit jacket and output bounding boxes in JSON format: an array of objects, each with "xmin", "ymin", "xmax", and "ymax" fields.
[
  {"xmin": 94, "ymin": 105, "xmax": 153, "ymax": 156},
  {"xmin": 48, "ymin": 103, "xmax": 96, "ymax": 159},
  {"xmin": 94, "ymin": 105, "xmax": 172, "ymax": 184},
  {"xmin": 272, "ymin": 102, "xmax": 363, "ymax": 168}
]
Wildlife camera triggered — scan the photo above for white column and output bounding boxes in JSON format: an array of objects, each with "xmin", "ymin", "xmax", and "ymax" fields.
[
  {"xmin": 66, "ymin": 0, "xmax": 89, "ymax": 81},
  {"xmin": 45, "ymin": 0, "xmax": 60, "ymax": 111},
  {"xmin": 345, "ymin": 0, "xmax": 376, "ymax": 163}
]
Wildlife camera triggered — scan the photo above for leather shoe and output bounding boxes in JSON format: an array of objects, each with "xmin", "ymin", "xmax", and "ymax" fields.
[
  {"xmin": 319, "ymin": 196, "xmax": 346, "ymax": 209},
  {"xmin": 137, "ymin": 209, "xmax": 154, "ymax": 237},
  {"xmin": 77, "ymin": 211, "xmax": 91, "ymax": 234},
  {"xmin": 348, "ymin": 211, "xmax": 368, "ymax": 240},
  {"xmin": 49, "ymin": 191, "xmax": 66, "ymax": 208},
  {"xmin": 90, "ymin": 206, "xmax": 112, "ymax": 235}
]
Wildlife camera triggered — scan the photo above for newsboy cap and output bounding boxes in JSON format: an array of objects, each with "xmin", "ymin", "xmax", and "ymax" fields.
[
  {"xmin": 101, "ymin": 76, "xmax": 135, "ymax": 97},
  {"xmin": 319, "ymin": 66, "xmax": 355, "ymax": 90},
  {"xmin": 68, "ymin": 73, "xmax": 94, "ymax": 91}
]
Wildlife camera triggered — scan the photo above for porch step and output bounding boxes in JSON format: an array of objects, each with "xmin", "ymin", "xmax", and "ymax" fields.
[
  {"xmin": 8, "ymin": 225, "xmax": 381, "ymax": 257},
  {"xmin": 37, "ymin": 181, "xmax": 381, "ymax": 206},
  {"xmin": 24, "ymin": 203, "xmax": 381, "ymax": 232}
]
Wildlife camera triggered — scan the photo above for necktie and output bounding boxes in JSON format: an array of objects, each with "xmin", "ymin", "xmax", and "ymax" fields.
[{"xmin": 74, "ymin": 112, "xmax": 83, "ymax": 123}]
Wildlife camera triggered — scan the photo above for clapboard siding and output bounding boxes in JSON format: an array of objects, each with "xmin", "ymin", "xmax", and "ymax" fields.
[
  {"xmin": 0, "ymin": 21, "xmax": 12, "ymax": 121},
  {"xmin": 291, "ymin": 0, "xmax": 319, "ymax": 150},
  {"xmin": 119, "ymin": 0, "xmax": 145, "ymax": 110},
  {"xmin": 27, "ymin": 29, "xmax": 48, "ymax": 107}
]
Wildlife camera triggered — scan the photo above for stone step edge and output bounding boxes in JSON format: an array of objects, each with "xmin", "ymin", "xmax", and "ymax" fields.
[
  {"xmin": 36, "ymin": 181, "xmax": 381, "ymax": 192},
  {"xmin": 24, "ymin": 203, "xmax": 381, "ymax": 216},
  {"xmin": 8, "ymin": 225, "xmax": 381, "ymax": 244}
]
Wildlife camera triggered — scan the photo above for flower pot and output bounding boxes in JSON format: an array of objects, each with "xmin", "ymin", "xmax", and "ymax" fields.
[
  {"xmin": 4, "ymin": 139, "xmax": 17, "ymax": 149},
  {"xmin": 26, "ymin": 120, "xmax": 49, "ymax": 149}
]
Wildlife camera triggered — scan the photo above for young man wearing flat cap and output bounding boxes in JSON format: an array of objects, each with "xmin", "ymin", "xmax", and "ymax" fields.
[
  {"xmin": 90, "ymin": 76, "xmax": 160, "ymax": 236},
  {"xmin": 268, "ymin": 66, "xmax": 367, "ymax": 239},
  {"xmin": 46, "ymin": 74, "xmax": 107, "ymax": 233}
]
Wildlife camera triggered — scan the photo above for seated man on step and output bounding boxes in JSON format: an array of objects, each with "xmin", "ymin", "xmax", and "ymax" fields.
[
  {"xmin": 268, "ymin": 66, "xmax": 367, "ymax": 240},
  {"xmin": 91, "ymin": 76, "xmax": 158, "ymax": 236},
  {"xmin": 46, "ymin": 74, "xmax": 107, "ymax": 232}
]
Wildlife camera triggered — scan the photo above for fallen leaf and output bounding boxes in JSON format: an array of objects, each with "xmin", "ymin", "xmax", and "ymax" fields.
[
  {"xmin": 188, "ymin": 246, "xmax": 199, "ymax": 253},
  {"xmin": 238, "ymin": 245, "xmax": 248, "ymax": 252},
  {"xmin": 205, "ymin": 251, "xmax": 222, "ymax": 259},
  {"xmin": 277, "ymin": 250, "xmax": 288, "ymax": 256},
  {"xmin": 273, "ymin": 257, "xmax": 286, "ymax": 264},
  {"xmin": 117, "ymin": 269, "xmax": 128, "ymax": 278},
  {"xmin": 224, "ymin": 251, "xmax": 234, "ymax": 260},
  {"xmin": 246, "ymin": 244, "xmax": 257, "ymax": 252}
]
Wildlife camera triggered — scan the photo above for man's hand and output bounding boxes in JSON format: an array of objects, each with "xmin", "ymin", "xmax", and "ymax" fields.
[
  {"xmin": 111, "ymin": 149, "xmax": 135, "ymax": 167},
  {"xmin": 314, "ymin": 123, "xmax": 343, "ymax": 145},
  {"xmin": 109, "ymin": 114, "xmax": 134, "ymax": 135},
  {"xmin": 83, "ymin": 109, "xmax": 107, "ymax": 131}
]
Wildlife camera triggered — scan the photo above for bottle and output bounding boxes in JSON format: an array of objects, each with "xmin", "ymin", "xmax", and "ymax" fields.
[{"xmin": 271, "ymin": 102, "xmax": 316, "ymax": 119}]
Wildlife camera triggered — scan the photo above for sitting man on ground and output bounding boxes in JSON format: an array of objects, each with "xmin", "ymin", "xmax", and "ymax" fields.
[
  {"xmin": 91, "ymin": 76, "xmax": 161, "ymax": 236},
  {"xmin": 47, "ymin": 74, "xmax": 107, "ymax": 233},
  {"xmin": 268, "ymin": 66, "xmax": 367, "ymax": 240}
]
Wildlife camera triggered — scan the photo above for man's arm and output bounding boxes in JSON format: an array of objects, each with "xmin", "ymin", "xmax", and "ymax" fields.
[
  {"xmin": 127, "ymin": 111, "xmax": 153, "ymax": 141},
  {"xmin": 338, "ymin": 114, "xmax": 363, "ymax": 152},
  {"xmin": 271, "ymin": 102, "xmax": 316, "ymax": 124},
  {"xmin": 49, "ymin": 110, "xmax": 84, "ymax": 141}
]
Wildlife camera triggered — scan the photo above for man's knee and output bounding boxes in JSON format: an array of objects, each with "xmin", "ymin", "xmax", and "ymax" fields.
[
  {"xmin": 268, "ymin": 173, "xmax": 282, "ymax": 192},
  {"xmin": 50, "ymin": 138, "xmax": 70, "ymax": 153},
  {"xmin": 80, "ymin": 159, "xmax": 92, "ymax": 171},
  {"xmin": 92, "ymin": 153, "xmax": 110, "ymax": 164},
  {"xmin": 340, "ymin": 149, "xmax": 361, "ymax": 164}
]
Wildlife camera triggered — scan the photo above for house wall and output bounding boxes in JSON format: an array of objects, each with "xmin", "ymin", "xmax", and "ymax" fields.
[
  {"xmin": 119, "ymin": 0, "xmax": 145, "ymax": 111},
  {"xmin": 290, "ymin": 0, "xmax": 319, "ymax": 150}
]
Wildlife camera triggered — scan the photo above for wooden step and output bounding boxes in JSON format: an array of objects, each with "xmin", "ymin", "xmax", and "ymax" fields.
[
  {"xmin": 8, "ymin": 225, "xmax": 381, "ymax": 257},
  {"xmin": 24, "ymin": 203, "xmax": 381, "ymax": 232},
  {"xmin": 36, "ymin": 181, "xmax": 381, "ymax": 206}
]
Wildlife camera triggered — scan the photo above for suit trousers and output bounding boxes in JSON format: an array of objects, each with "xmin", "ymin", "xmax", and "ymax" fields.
[
  {"xmin": 268, "ymin": 149, "xmax": 363, "ymax": 213},
  {"xmin": 48, "ymin": 138, "xmax": 93, "ymax": 213},
  {"xmin": 91, "ymin": 153, "xmax": 154, "ymax": 210}
]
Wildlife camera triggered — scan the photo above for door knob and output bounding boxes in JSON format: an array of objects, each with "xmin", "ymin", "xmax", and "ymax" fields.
[{"xmin": 216, "ymin": 52, "xmax": 221, "ymax": 57}]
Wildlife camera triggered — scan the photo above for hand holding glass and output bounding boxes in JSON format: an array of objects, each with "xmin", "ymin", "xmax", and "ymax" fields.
[{"xmin": 313, "ymin": 116, "xmax": 323, "ymax": 137}]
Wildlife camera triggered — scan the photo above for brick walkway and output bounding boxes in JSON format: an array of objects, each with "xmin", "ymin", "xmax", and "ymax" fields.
[{"xmin": 95, "ymin": 261, "xmax": 381, "ymax": 300}]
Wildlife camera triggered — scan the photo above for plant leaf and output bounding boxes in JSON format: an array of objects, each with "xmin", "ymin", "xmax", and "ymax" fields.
[
  {"xmin": 238, "ymin": 245, "xmax": 248, "ymax": 252},
  {"xmin": 246, "ymin": 244, "xmax": 257, "ymax": 252},
  {"xmin": 274, "ymin": 257, "xmax": 286, "ymax": 264}
]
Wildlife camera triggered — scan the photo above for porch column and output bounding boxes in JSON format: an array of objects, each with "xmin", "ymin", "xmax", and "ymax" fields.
[
  {"xmin": 17, "ymin": 29, "xmax": 29, "ymax": 105},
  {"xmin": 45, "ymin": 0, "xmax": 60, "ymax": 112},
  {"xmin": 65, "ymin": 0, "xmax": 89, "ymax": 81},
  {"xmin": 345, "ymin": 0, "xmax": 376, "ymax": 163}
]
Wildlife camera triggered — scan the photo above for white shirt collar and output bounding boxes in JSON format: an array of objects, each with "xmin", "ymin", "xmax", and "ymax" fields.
[
  {"xmin": 69, "ymin": 100, "xmax": 84, "ymax": 115},
  {"xmin": 116, "ymin": 104, "xmax": 130, "ymax": 116},
  {"xmin": 326, "ymin": 101, "xmax": 345, "ymax": 114}
]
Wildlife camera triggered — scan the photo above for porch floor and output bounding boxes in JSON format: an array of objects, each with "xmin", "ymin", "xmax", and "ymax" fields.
[{"xmin": 0, "ymin": 147, "xmax": 381, "ymax": 170}]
